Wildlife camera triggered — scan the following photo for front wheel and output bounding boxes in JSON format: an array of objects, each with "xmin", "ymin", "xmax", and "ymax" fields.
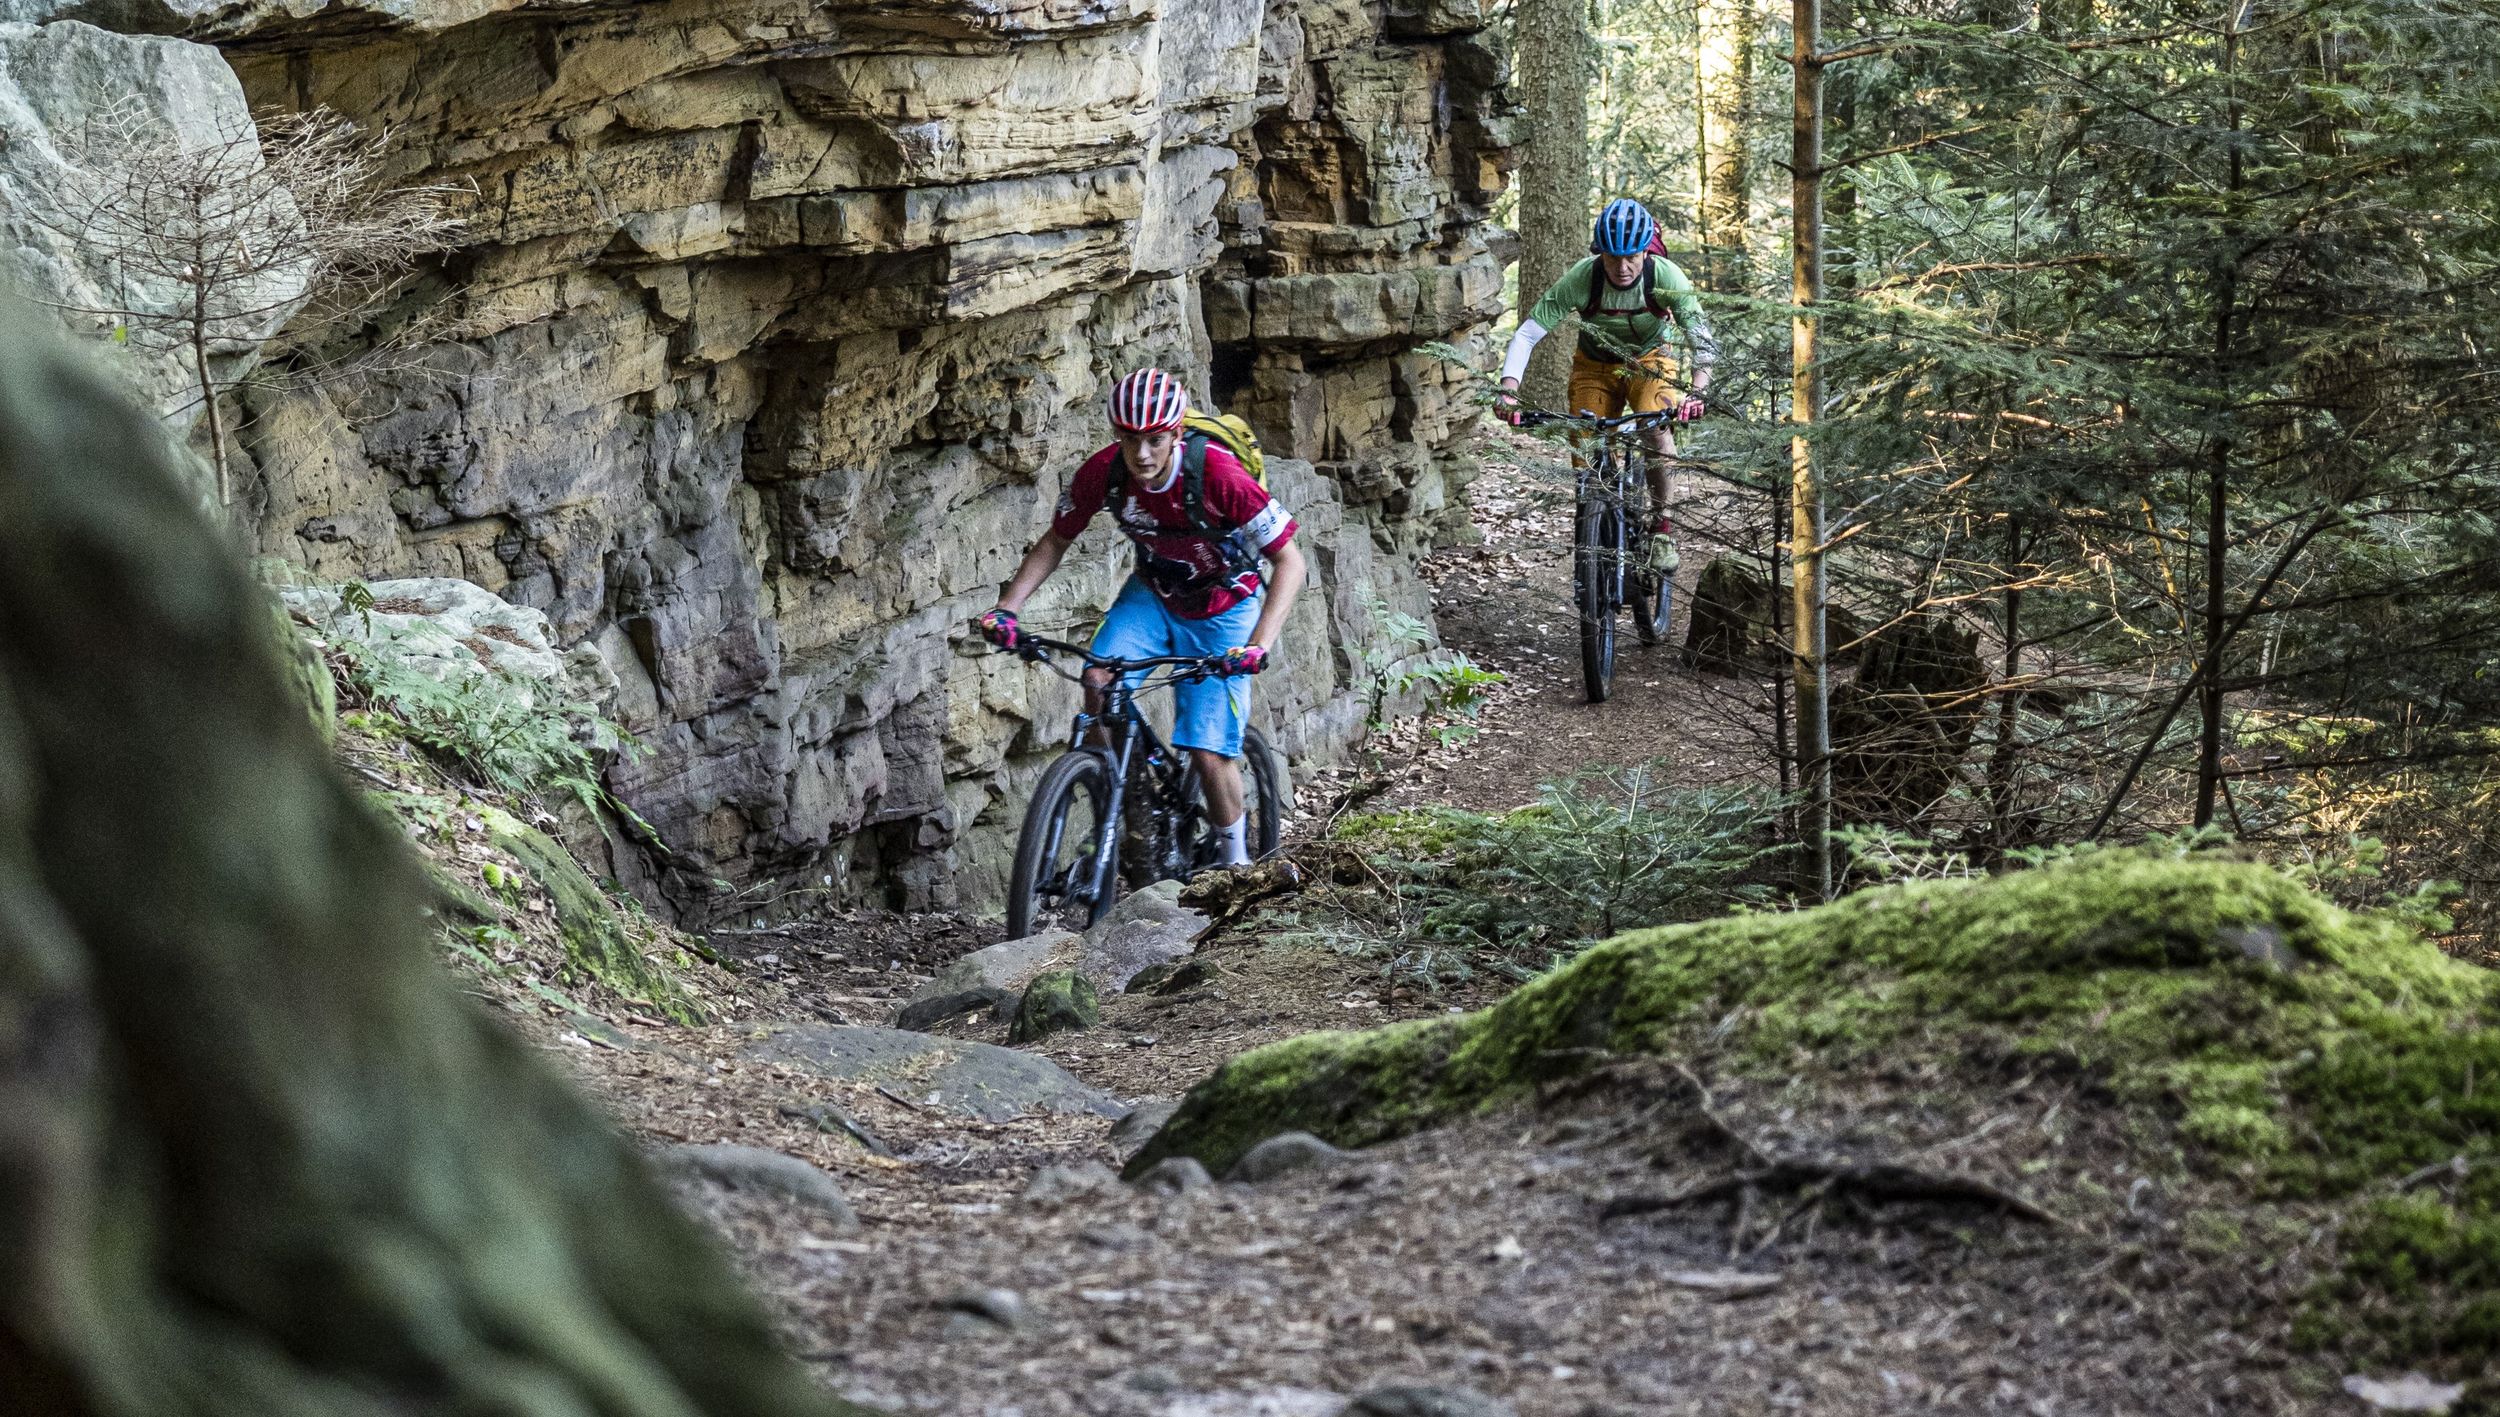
[
  {"xmin": 1006, "ymin": 750, "xmax": 1119, "ymax": 939},
  {"xmin": 1575, "ymin": 494, "xmax": 1617, "ymax": 704}
]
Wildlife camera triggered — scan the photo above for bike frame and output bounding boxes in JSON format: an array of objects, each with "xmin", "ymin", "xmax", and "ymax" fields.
[
  {"xmin": 1017, "ymin": 634, "xmax": 1222, "ymax": 918},
  {"xmin": 1528, "ymin": 406, "xmax": 1678, "ymax": 589}
]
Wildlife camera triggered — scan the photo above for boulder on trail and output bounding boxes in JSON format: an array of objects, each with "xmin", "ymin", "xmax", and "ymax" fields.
[
  {"xmin": 893, "ymin": 929, "xmax": 1080, "ymax": 1025},
  {"xmin": 733, "ymin": 1023, "xmax": 1122, "ymax": 1122},
  {"xmin": 892, "ymin": 880, "xmax": 1211, "ymax": 1029},
  {"xmin": 1120, "ymin": 851, "xmax": 2500, "ymax": 1389},
  {"xmin": 894, "ymin": 985, "xmax": 1018, "ymax": 1033},
  {"xmin": 1108, "ymin": 1098, "xmax": 1181, "ymax": 1156},
  {"xmin": 1010, "ymin": 968, "xmax": 1100, "ymax": 1042},
  {"xmin": 655, "ymin": 1143, "xmax": 857, "ymax": 1229},
  {"xmin": 1083, "ymin": 878, "xmax": 1210, "ymax": 990}
]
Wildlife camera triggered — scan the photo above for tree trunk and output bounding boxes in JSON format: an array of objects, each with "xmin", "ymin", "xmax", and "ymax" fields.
[
  {"xmin": 1696, "ymin": 0, "xmax": 1757, "ymax": 289},
  {"xmin": 193, "ymin": 329, "xmax": 230, "ymax": 509},
  {"xmin": 1791, "ymin": 0, "xmax": 1832, "ymax": 898},
  {"xmin": 1514, "ymin": 0, "xmax": 1591, "ymax": 408},
  {"xmin": 1986, "ymin": 517, "xmax": 2028, "ymax": 855},
  {"xmin": 2194, "ymin": 8, "xmax": 2246, "ymax": 829},
  {"xmin": 0, "ymin": 306, "xmax": 873, "ymax": 1415}
]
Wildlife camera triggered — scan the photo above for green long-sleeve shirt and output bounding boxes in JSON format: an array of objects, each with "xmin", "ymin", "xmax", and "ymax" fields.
[{"xmin": 1525, "ymin": 256, "xmax": 1717, "ymax": 365}]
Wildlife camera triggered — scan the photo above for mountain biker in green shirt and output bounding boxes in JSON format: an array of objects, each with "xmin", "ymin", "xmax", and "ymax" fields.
[{"xmin": 1495, "ymin": 198, "xmax": 1717, "ymax": 558}]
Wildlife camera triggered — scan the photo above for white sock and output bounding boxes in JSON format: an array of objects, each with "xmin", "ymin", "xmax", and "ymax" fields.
[{"xmin": 1217, "ymin": 815, "xmax": 1250, "ymax": 866}]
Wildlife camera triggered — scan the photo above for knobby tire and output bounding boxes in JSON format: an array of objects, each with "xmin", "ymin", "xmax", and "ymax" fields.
[
  {"xmin": 1576, "ymin": 492, "xmax": 1617, "ymax": 704},
  {"xmin": 1006, "ymin": 750, "xmax": 1118, "ymax": 939}
]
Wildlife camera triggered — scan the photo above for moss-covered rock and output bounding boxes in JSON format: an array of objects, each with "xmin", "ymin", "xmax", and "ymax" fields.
[
  {"xmin": 484, "ymin": 806, "xmax": 703, "ymax": 1025},
  {"xmin": 1130, "ymin": 851, "xmax": 2500, "ymax": 1371},
  {"xmin": 1010, "ymin": 969, "xmax": 1101, "ymax": 1043}
]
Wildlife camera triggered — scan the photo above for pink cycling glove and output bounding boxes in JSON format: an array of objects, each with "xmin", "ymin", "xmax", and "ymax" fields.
[{"xmin": 977, "ymin": 608, "xmax": 1022, "ymax": 650}]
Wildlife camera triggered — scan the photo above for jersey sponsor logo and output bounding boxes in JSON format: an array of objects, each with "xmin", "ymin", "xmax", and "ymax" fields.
[
  {"xmin": 1115, "ymin": 495, "xmax": 1161, "ymax": 537},
  {"xmin": 1241, "ymin": 499, "xmax": 1289, "ymax": 548}
]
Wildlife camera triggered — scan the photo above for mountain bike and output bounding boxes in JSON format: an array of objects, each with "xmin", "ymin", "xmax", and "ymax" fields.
[
  {"xmin": 996, "ymin": 634, "xmax": 1283, "ymax": 938},
  {"xmin": 1519, "ymin": 406, "xmax": 1679, "ymax": 703}
]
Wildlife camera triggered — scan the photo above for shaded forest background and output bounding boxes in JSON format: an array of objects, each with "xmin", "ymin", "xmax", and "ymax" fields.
[{"xmin": 1498, "ymin": 0, "xmax": 2500, "ymax": 948}]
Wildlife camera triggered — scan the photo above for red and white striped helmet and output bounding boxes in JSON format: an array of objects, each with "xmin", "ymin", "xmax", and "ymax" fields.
[{"xmin": 1107, "ymin": 367, "xmax": 1189, "ymax": 433}]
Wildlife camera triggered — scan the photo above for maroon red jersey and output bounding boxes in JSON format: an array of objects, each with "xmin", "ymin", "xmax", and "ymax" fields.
[{"xmin": 1052, "ymin": 443, "xmax": 1297, "ymax": 619}]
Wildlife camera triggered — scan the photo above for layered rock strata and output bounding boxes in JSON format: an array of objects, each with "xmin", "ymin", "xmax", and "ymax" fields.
[{"xmin": 23, "ymin": 0, "xmax": 1516, "ymax": 914}]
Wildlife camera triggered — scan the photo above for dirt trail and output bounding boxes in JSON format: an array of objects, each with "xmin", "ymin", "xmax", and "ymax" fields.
[
  {"xmin": 1379, "ymin": 429, "xmax": 1782, "ymax": 813},
  {"xmin": 549, "ymin": 437, "xmax": 2332, "ymax": 1416}
]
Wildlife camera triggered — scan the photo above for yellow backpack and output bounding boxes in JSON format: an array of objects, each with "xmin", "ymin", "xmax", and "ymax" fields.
[{"xmin": 1183, "ymin": 410, "xmax": 1265, "ymax": 487}]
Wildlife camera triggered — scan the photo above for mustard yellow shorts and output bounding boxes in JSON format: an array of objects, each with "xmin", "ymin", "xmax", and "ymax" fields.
[{"xmin": 1568, "ymin": 348, "xmax": 1678, "ymax": 419}]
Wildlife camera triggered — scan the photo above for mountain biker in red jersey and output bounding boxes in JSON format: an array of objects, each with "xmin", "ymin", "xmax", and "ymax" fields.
[{"xmin": 977, "ymin": 368, "xmax": 1305, "ymax": 868}]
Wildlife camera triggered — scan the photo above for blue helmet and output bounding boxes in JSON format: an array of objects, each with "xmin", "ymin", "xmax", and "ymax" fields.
[{"xmin": 1591, "ymin": 198, "xmax": 1657, "ymax": 257}]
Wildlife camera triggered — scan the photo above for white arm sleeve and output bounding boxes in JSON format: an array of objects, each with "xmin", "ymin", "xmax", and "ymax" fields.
[{"xmin": 1499, "ymin": 320, "xmax": 1548, "ymax": 383}]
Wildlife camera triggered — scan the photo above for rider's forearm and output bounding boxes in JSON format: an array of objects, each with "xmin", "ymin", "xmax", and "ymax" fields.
[
  {"xmin": 994, "ymin": 532, "xmax": 1073, "ymax": 614},
  {"xmin": 1248, "ymin": 540, "xmax": 1307, "ymax": 652},
  {"xmin": 1498, "ymin": 320, "xmax": 1548, "ymax": 385},
  {"xmin": 1683, "ymin": 311, "xmax": 1718, "ymax": 389}
]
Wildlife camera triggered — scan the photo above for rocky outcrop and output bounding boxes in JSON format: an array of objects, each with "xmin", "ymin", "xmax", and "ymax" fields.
[
  {"xmin": 0, "ymin": 17, "xmax": 310, "ymax": 430},
  {"xmin": 14, "ymin": 0, "xmax": 1515, "ymax": 916}
]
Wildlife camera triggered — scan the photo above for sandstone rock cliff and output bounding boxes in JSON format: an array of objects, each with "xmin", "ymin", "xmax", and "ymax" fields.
[{"xmin": 17, "ymin": 0, "xmax": 1517, "ymax": 915}]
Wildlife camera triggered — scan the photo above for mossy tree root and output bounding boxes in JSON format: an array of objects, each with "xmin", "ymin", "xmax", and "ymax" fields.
[{"xmin": 1129, "ymin": 850, "xmax": 2500, "ymax": 1376}]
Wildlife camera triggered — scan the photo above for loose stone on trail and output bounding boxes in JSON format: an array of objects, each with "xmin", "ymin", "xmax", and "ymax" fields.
[
  {"xmin": 1021, "ymin": 1161, "xmax": 1121, "ymax": 1204},
  {"xmin": 1229, "ymin": 1130, "xmax": 1356, "ymax": 1184},
  {"xmin": 653, "ymin": 1142, "xmax": 857, "ymax": 1229},
  {"xmin": 1339, "ymin": 1386, "xmax": 1520, "ymax": 1417},
  {"xmin": 734, "ymin": 1023, "xmax": 1121, "ymax": 1121},
  {"xmin": 1132, "ymin": 1156, "xmax": 1215, "ymax": 1195},
  {"xmin": 1109, "ymin": 1098, "xmax": 1181, "ymax": 1156},
  {"xmin": 1009, "ymin": 968, "xmax": 1100, "ymax": 1043}
]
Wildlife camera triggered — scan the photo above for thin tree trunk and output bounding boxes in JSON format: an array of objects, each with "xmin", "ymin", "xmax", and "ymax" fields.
[
  {"xmin": 1515, "ymin": 0, "xmax": 1591, "ymax": 408},
  {"xmin": 2194, "ymin": 7, "xmax": 2247, "ymax": 829},
  {"xmin": 1986, "ymin": 517, "xmax": 2026, "ymax": 855},
  {"xmin": 194, "ymin": 323, "xmax": 228, "ymax": 508},
  {"xmin": 1791, "ymin": 0, "xmax": 1832, "ymax": 898},
  {"xmin": 1769, "ymin": 494, "xmax": 1795, "ymax": 798},
  {"xmin": 1696, "ymin": 0, "xmax": 1757, "ymax": 289}
]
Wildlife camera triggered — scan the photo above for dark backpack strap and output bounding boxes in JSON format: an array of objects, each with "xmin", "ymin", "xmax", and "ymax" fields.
[
  {"xmin": 1643, "ymin": 257, "xmax": 1672, "ymax": 320},
  {"xmin": 1179, "ymin": 432, "xmax": 1218, "ymax": 535},
  {"xmin": 1582, "ymin": 258, "xmax": 1675, "ymax": 324}
]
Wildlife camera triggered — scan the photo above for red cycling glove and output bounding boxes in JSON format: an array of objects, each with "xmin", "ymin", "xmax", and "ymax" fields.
[
  {"xmin": 1220, "ymin": 645, "xmax": 1268, "ymax": 677},
  {"xmin": 1675, "ymin": 394, "xmax": 1707, "ymax": 423}
]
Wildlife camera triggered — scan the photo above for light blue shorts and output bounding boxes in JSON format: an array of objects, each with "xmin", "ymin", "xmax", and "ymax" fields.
[{"xmin": 1091, "ymin": 577, "xmax": 1260, "ymax": 756}]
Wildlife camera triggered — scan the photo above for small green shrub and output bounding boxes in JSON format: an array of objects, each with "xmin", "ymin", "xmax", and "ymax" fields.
[
  {"xmin": 332, "ymin": 629, "xmax": 632, "ymax": 812},
  {"xmin": 1317, "ymin": 764, "xmax": 1783, "ymax": 986},
  {"xmin": 1360, "ymin": 598, "xmax": 1507, "ymax": 744}
]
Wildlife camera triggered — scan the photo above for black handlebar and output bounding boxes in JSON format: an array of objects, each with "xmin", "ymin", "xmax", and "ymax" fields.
[
  {"xmin": 1513, "ymin": 405, "xmax": 1683, "ymax": 431},
  {"xmin": 1004, "ymin": 633, "xmax": 1225, "ymax": 676}
]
